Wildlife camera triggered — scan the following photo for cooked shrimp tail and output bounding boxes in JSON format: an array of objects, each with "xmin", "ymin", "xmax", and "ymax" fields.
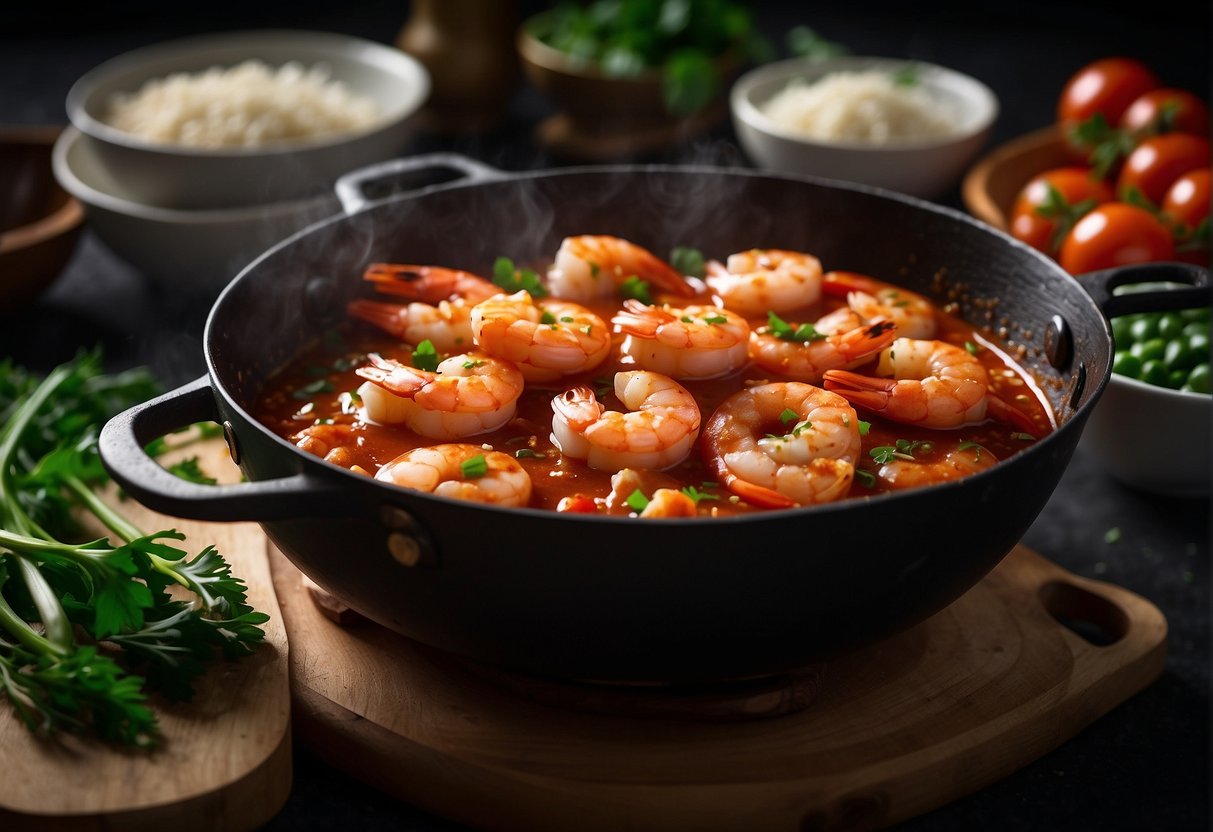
[
  {"xmin": 347, "ymin": 298, "xmax": 477, "ymax": 354},
  {"xmin": 363, "ymin": 263, "xmax": 501, "ymax": 304}
]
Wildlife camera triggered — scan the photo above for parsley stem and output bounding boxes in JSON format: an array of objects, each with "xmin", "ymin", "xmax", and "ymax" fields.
[
  {"xmin": 14, "ymin": 555, "xmax": 72, "ymax": 650},
  {"xmin": 0, "ymin": 573, "xmax": 67, "ymax": 657},
  {"xmin": 62, "ymin": 474, "xmax": 142, "ymax": 544}
]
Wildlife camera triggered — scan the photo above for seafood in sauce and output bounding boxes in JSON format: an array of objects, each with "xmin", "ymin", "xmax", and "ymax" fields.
[{"xmin": 253, "ymin": 235, "xmax": 1053, "ymax": 517}]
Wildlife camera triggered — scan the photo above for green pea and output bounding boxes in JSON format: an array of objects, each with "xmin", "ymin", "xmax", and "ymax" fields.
[
  {"xmin": 1167, "ymin": 368, "xmax": 1189, "ymax": 389},
  {"xmin": 1131, "ymin": 338, "xmax": 1167, "ymax": 362},
  {"xmin": 1112, "ymin": 352, "xmax": 1143, "ymax": 379},
  {"xmin": 1187, "ymin": 363, "xmax": 1211, "ymax": 394},
  {"xmin": 1110, "ymin": 317, "xmax": 1135, "ymax": 347},
  {"xmin": 1141, "ymin": 359, "xmax": 1170, "ymax": 387},
  {"xmin": 1129, "ymin": 316, "xmax": 1160, "ymax": 342},
  {"xmin": 1180, "ymin": 306, "xmax": 1211, "ymax": 324},
  {"xmin": 1157, "ymin": 312, "xmax": 1185, "ymax": 340},
  {"xmin": 1189, "ymin": 331, "xmax": 1210, "ymax": 358},
  {"xmin": 1164, "ymin": 339, "xmax": 1199, "ymax": 371},
  {"xmin": 1182, "ymin": 321, "xmax": 1209, "ymax": 338}
]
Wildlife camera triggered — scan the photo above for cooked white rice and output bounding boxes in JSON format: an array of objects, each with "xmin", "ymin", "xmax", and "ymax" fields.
[
  {"xmin": 760, "ymin": 69, "xmax": 957, "ymax": 144},
  {"xmin": 104, "ymin": 59, "xmax": 382, "ymax": 148}
]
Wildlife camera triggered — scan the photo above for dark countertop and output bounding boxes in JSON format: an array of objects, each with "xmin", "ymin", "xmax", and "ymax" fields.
[{"xmin": 2, "ymin": 2, "xmax": 1209, "ymax": 830}]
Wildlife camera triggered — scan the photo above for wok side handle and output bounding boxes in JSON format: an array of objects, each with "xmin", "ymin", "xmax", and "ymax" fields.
[
  {"xmin": 1075, "ymin": 262, "xmax": 1211, "ymax": 318},
  {"xmin": 99, "ymin": 376, "xmax": 353, "ymax": 522},
  {"xmin": 334, "ymin": 153, "xmax": 506, "ymax": 214}
]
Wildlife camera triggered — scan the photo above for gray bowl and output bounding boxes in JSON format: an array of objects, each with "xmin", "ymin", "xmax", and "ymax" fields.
[
  {"xmin": 52, "ymin": 126, "xmax": 339, "ymax": 289},
  {"xmin": 66, "ymin": 29, "xmax": 430, "ymax": 210}
]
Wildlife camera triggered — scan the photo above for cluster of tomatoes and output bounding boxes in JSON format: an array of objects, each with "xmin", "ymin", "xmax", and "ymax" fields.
[{"xmin": 1010, "ymin": 57, "xmax": 1209, "ymax": 274}]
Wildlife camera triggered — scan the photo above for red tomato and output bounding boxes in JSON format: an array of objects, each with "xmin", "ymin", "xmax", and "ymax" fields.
[
  {"xmin": 1059, "ymin": 203, "xmax": 1175, "ymax": 273},
  {"xmin": 1162, "ymin": 169, "xmax": 1212, "ymax": 231},
  {"xmin": 1116, "ymin": 133, "xmax": 1210, "ymax": 204},
  {"xmin": 556, "ymin": 494, "xmax": 598, "ymax": 513},
  {"xmin": 1120, "ymin": 88, "xmax": 1211, "ymax": 138},
  {"xmin": 1010, "ymin": 167, "xmax": 1116, "ymax": 255},
  {"xmin": 1164, "ymin": 169, "xmax": 1212, "ymax": 264},
  {"xmin": 1057, "ymin": 58, "xmax": 1161, "ymax": 127}
]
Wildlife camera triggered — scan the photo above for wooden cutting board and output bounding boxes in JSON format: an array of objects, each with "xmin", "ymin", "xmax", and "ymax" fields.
[
  {"xmin": 0, "ymin": 437, "xmax": 290, "ymax": 832},
  {"xmin": 271, "ymin": 542, "xmax": 1166, "ymax": 832}
]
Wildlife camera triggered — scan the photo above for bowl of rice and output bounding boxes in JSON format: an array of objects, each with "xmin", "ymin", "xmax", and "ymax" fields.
[
  {"xmin": 730, "ymin": 56, "xmax": 998, "ymax": 198},
  {"xmin": 66, "ymin": 29, "xmax": 430, "ymax": 209}
]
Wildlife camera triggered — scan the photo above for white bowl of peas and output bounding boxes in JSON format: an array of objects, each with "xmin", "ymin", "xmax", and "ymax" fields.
[{"xmin": 1081, "ymin": 299, "xmax": 1210, "ymax": 497}]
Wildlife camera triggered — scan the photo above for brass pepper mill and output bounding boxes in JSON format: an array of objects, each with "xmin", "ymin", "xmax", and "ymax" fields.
[{"xmin": 396, "ymin": 0, "xmax": 521, "ymax": 132}]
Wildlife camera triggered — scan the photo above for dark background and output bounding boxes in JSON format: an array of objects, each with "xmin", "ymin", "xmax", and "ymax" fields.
[{"xmin": 1, "ymin": 1, "xmax": 1210, "ymax": 830}]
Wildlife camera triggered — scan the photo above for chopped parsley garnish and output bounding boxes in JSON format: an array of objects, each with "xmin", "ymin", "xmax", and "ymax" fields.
[
  {"xmin": 540, "ymin": 311, "xmax": 557, "ymax": 325},
  {"xmin": 1104, "ymin": 526, "xmax": 1122, "ymax": 544},
  {"xmin": 778, "ymin": 407, "xmax": 799, "ymax": 425},
  {"xmin": 292, "ymin": 379, "xmax": 334, "ymax": 400},
  {"xmin": 957, "ymin": 440, "xmax": 985, "ymax": 460},
  {"xmin": 460, "ymin": 454, "xmax": 488, "ymax": 479},
  {"xmin": 514, "ymin": 449, "xmax": 545, "ymax": 459},
  {"xmin": 858, "ymin": 420, "xmax": 871, "ymax": 436},
  {"xmin": 681, "ymin": 316, "xmax": 694, "ymax": 323},
  {"xmin": 767, "ymin": 311, "xmax": 824, "ymax": 342},
  {"xmin": 891, "ymin": 64, "xmax": 920, "ymax": 87},
  {"xmin": 870, "ymin": 438, "xmax": 933, "ymax": 464},
  {"xmin": 462, "ymin": 359, "xmax": 486, "ymax": 369},
  {"xmin": 492, "ymin": 256, "xmax": 547, "ymax": 297},
  {"xmin": 166, "ymin": 456, "xmax": 218, "ymax": 486},
  {"xmin": 411, "ymin": 339, "xmax": 440, "ymax": 372},
  {"xmin": 620, "ymin": 275, "xmax": 653, "ymax": 305},
  {"xmin": 703, "ymin": 314, "xmax": 728, "ymax": 325},
  {"xmin": 560, "ymin": 316, "xmax": 575, "ymax": 323},
  {"xmin": 625, "ymin": 488, "xmax": 650, "ymax": 512},
  {"xmin": 339, "ymin": 390, "xmax": 362, "ymax": 414},
  {"xmin": 670, "ymin": 246, "xmax": 706, "ymax": 278},
  {"xmin": 680, "ymin": 485, "xmax": 719, "ymax": 505},
  {"xmin": 964, "ymin": 341, "xmax": 979, "ymax": 356},
  {"xmin": 855, "ymin": 469, "xmax": 877, "ymax": 489}
]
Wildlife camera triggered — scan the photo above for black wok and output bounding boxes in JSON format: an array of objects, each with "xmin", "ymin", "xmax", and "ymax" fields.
[{"xmin": 98, "ymin": 154, "xmax": 1210, "ymax": 682}]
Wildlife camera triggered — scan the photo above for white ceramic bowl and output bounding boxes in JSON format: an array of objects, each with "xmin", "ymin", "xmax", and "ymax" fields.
[
  {"xmin": 52, "ymin": 126, "xmax": 339, "ymax": 288},
  {"xmin": 66, "ymin": 29, "xmax": 430, "ymax": 210},
  {"xmin": 1080, "ymin": 371, "xmax": 1211, "ymax": 498},
  {"xmin": 731, "ymin": 56, "xmax": 998, "ymax": 198}
]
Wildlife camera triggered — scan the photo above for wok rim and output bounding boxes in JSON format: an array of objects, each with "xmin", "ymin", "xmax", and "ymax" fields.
[{"xmin": 203, "ymin": 162, "xmax": 1113, "ymax": 525}]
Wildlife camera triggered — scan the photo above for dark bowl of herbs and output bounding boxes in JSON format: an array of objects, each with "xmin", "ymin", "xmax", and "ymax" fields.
[{"xmin": 518, "ymin": 0, "xmax": 766, "ymax": 138}]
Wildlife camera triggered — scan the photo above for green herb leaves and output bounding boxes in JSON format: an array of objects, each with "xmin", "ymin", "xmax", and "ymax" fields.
[
  {"xmin": 493, "ymin": 256, "xmax": 548, "ymax": 297},
  {"xmin": 620, "ymin": 275, "xmax": 654, "ymax": 305},
  {"xmin": 670, "ymin": 246, "xmax": 706, "ymax": 278},
  {"xmin": 0, "ymin": 354, "xmax": 267, "ymax": 746},
  {"xmin": 460, "ymin": 454, "xmax": 488, "ymax": 479},
  {"xmin": 767, "ymin": 311, "xmax": 824, "ymax": 343},
  {"xmin": 411, "ymin": 339, "xmax": 440, "ymax": 372},
  {"xmin": 870, "ymin": 438, "xmax": 934, "ymax": 465}
]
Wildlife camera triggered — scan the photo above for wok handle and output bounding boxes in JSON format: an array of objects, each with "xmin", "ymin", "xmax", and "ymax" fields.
[
  {"xmin": 334, "ymin": 152, "xmax": 506, "ymax": 214},
  {"xmin": 1075, "ymin": 261, "xmax": 1211, "ymax": 318},
  {"xmin": 99, "ymin": 376, "xmax": 354, "ymax": 522}
]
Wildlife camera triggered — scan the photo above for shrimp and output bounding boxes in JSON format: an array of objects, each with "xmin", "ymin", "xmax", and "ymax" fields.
[
  {"xmin": 376, "ymin": 444, "xmax": 532, "ymax": 507},
  {"xmin": 546, "ymin": 235, "xmax": 695, "ymax": 302},
  {"xmin": 876, "ymin": 442, "xmax": 997, "ymax": 491},
  {"xmin": 361, "ymin": 263, "xmax": 501, "ymax": 304},
  {"xmin": 550, "ymin": 370, "xmax": 701, "ymax": 472},
  {"xmin": 638, "ymin": 489, "xmax": 697, "ymax": 518},
  {"xmin": 702, "ymin": 382, "xmax": 861, "ymax": 508},
  {"xmin": 822, "ymin": 271, "xmax": 937, "ymax": 339},
  {"xmin": 704, "ymin": 249, "xmax": 823, "ymax": 316},
  {"xmin": 355, "ymin": 351, "xmax": 524, "ymax": 439},
  {"xmin": 748, "ymin": 307, "xmax": 898, "ymax": 382},
  {"xmin": 612, "ymin": 300, "xmax": 751, "ymax": 380},
  {"xmin": 347, "ymin": 298, "xmax": 476, "ymax": 354},
  {"xmin": 348, "ymin": 264, "xmax": 501, "ymax": 353},
  {"xmin": 823, "ymin": 337, "xmax": 1031, "ymax": 431},
  {"xmin": 470, "ymin": 290, "xmax": 610, "ymax": 382},
  {"xmin": 291, "ymin": 423, "xmax": 362, "ymax": 467}
]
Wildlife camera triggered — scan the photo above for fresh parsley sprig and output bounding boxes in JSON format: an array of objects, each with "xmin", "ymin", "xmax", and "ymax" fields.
[{"xmin": 0, "ymin": 353, "xmax": 268, "ymax": 746}]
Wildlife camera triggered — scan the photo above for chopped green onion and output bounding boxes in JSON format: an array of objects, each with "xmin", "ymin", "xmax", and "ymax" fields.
[
  {"xmin": 964, "ymin": 341, "xmax": 979, "ymax": 356},
  {"xmin": 778, "ymin": 407, "xmax": 799, "ymax": 425},
  {"xmin": 620, "ymin": 275, "xmax": 653, "ymax": 305},
  {"xmin": 462, "ymin": 359, "xmax": 486, "ymax": 369},
  {"xmin": 411, "ymin": 339, "xmax": 439, "ymax": 372},
  {"xmin": 560, "ymin": 316, "xmax": 575, "ymax": 323},
  {"xmin": 540, "ymin": 311, "xmax": 557, "ymax": 325},
  {"xmin": 625, "ymin": 488, "xmax": 650, "ymax": 512},
  {"xmin": 515, "ymin": 449, "xmax": 545, "ymax": 459},
  {"xmin": 680, "ymin": 486, "xmax": 719, "ymax": 505},
  {"xmin": 957, "ymin": 440, "xmax": 985, "ymax": 460},
  {"xmin": 460, "ymin": 454, "xmax": 488, "ymax": 479},
  {"xmin": 767, "ymin": 311, "xmax": 823, "ymax": 342},
  {"xmin": 292, "ymin": 379, "xmax": 334, "ymax": 400},
  {"xmin": 855, "ymin": 469, "xmax": 877, "ymax": 489},
  {"xmin": 492, "ymin": 256, "xmax": 547, "ymax": 297},
  {"xmin": 703, "ymin": 314, "xmax": 728, "ymax": 325},
  {"xmin": 670, "ymin": 246, "xmax": 706, "ymax": 278},
  {"xmin": 858, "ymin": 420, "xmax": 871, "ymax": 436}
]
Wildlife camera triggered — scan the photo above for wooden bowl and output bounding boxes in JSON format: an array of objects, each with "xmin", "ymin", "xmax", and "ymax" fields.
[
  {"xmin": 961, "ymin": 124, "xmax": 1070, "ymax": 230},
  {"xmin": 516, "ymin": 15, "xmax": 738, "ymax": 160},
  {"xmin": 0, "ymin": 126, "xmax": 84, "ymax": 310}
]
